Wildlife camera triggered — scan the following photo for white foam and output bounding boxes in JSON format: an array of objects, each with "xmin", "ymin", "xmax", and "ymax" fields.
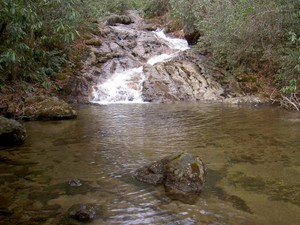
[
  {"xmin": 91, "ymin": 30, "xmax": 189, "ymax": 104},
  {"xmin": 153, "ymin": 29, "xmax": 189, "ymax": 51}
]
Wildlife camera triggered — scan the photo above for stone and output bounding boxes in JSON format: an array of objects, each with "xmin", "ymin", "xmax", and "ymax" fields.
[
  {"xmin": 142, "ymin": 59, "xmax": 227, "ymax": 103},
  {"xmin": 164, "ymin": 153, "xmax": 207, "ymax": 203},
  {"xmin": 105, "ymin": 15, "xmax": 133, "ymax": 26},
  {"xmin": 0, "ymin": 116, "xmax": 26, "ymax": 147},
  {"xmin": 23, "ymin": 96, "xmax": 77, "ymax": 120},
  {"xmin": 68, "ymin": 179, "xmax": 82, "ymax": 187},
  {"xmin": 134, "ymin": 153, "xmax": 207, "ymax": 204},
  {"xmin": 68, "ymin": 204, "xmax": 96, "ymax": 222},
  {"xmin": 85, "ymin": 38, "xmax": 102, "ymax": 46}
]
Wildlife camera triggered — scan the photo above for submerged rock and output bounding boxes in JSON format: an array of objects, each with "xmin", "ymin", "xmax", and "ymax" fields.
[
  {"xmin": 0, "ymin": 116, "xmax": 26, "ymax": 147},
  {"xmin": 23, "ymin": 96, "xmax": 77, "ymax": 120},
  {"xmin": 68, "ymin": 178, "xmax": 82, "ymax": 187},
  {"xmin": 68, "ymin": 204, "xmax": 97, "ymax": 222},
  {"xmin": 69, "ymin": 204, "xmax": 96, "ymax": 222},
  {"xmin": 134, "ymin": 153, "xmax": 207, "ymax": 203}
]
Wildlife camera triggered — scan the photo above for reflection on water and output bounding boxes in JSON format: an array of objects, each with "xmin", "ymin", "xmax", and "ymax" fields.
[{"xmin": 0, "ymin": 103, "xmax": 299, "ymax": 224}]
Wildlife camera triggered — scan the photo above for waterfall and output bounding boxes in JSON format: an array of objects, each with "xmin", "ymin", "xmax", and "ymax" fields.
[{"xmin": 91, "ymin": 29, "xmax": 189, "ymax": 104}]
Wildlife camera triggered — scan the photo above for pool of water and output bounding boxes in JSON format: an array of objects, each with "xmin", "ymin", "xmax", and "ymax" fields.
[{"xmin": 0, "ymin": 103, "xmax": 299, "ymax": 224}]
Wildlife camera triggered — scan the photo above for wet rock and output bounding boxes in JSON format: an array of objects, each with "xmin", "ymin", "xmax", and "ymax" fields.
[
  {"xmin": 23, "ymin": 96, "xmax": 77, "ymax": 120},
  {"xmin": 0, "ymin": 116, "xmax": 26, "ymax": 147},
  {"xmin": 68, "ymin": 204, "xmax": 97, "ymax": 222},
  {"xmin": 68, "ymin": 179, "xmax": 82, "ymax": 187},
  {"xmin": 134, "ymin": 153, "xmax": 207, "ymax": 203}
]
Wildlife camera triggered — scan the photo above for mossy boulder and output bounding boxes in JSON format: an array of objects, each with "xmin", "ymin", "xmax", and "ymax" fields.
[
  {"xmin": 23, "ymin": 96, "xmax": 77, "ymax": 120},
  {"xmin": 104, "ymin": 15, "xmax": 133, "ymax": 26},
  {"xmin": 134, "ymin": 153, "xmax": 207, "ymax": 203},
  {"xmin": 85, "ymin": 38, "xmax": 102, "ymax": 46},
  {"xmin": 0, "ymin": 116, "xmax": 26, "ymax": 147}
]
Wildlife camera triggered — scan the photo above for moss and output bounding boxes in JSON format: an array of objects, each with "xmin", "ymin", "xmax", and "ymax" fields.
[{"xmin": 190, "ymin": 162, "xmax": 200, "ymax": 174}]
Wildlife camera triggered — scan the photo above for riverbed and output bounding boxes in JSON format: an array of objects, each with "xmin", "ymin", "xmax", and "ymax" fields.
[{"xmin": 0, "ymin": 103, "xmax": 299, "ymax": 224}]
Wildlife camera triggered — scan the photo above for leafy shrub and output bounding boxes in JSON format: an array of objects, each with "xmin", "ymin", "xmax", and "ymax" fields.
[{"xmin": 0, "ymin": 0, "xmax": 141, "ymax": 87}]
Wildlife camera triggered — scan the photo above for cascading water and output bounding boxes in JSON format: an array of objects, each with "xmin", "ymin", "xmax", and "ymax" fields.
[
  {"xmin": 91, "ymin": 66, "xmax": 145, "ymax": 104},
  {"xmin": 91, "ymin": 29, "xmax": 189, "ymax": 104}
]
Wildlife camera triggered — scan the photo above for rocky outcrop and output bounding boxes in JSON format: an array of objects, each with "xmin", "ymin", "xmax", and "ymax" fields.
[
  {"xmin": 64, "ymin": 10, "xmax": 268, "ymax": 105},
  {"xmin": 0, "ymin": 116, "xmax": 26, "ymax": 147},
  {"xmin": 23, "ymin": 96, "xmax": 77, "ymax": 120},
  {"xmin": 134, "ymin": 153, "xmax": 207, "ymax": 204},
  {"xmin": 142, "ymin": 60, "xmax": 225, "ymax": 103}
]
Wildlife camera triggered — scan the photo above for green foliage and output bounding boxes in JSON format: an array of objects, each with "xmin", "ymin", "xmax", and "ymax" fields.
[
  {"xmin": 164, "ymin": 0, "xmax": 300, "ymax": 98},
  {"xmin": 0, "ymin": 0, "xmax": 144, "ymax": 87},
  {"xmin": 0, "ymin": 0, "xmax": 82, "ymax": 83},
  {"xmin": 142, "ymin": 0, "xmax": 170, "ymax": 17},
  {"xmin": 281, "ymin": 79, "xmax": 298, "ymax": 94},
  {"xmin": 197, "ymin": 0, "xmax": 287, "ymax": 71}
]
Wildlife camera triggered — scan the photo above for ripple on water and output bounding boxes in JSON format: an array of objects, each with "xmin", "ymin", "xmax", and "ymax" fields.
[{"xmin": 1, "ymin": 103, "xmax": 300, "ymax": 225}]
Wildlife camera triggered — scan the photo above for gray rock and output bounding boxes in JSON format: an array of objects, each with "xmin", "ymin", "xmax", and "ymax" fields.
[
  {"xmin": 0, "ymin": 116, "xmax": 26, "ymax": 147},
  {"xmin": 142, "ymin": 60, "xmax": 226, "ymax": 103},
  {"xmin": 134, "ymin": 153, "xmax": 207, "ymax": 203}
]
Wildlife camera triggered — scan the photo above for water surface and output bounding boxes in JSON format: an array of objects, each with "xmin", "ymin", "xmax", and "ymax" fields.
[{"xmin": 0, "ymin": 103, "xmax": 299, "ymax": 224}]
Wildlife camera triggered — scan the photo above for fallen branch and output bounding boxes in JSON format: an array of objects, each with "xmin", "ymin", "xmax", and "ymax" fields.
[{"xmin": 281, "ymin": 94, "xmax": 300, "ymax": 111}]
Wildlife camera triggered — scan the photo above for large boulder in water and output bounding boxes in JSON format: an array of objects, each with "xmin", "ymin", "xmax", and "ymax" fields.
[
  {"xmin": 134, "ymin": 153, "xmax": 207, "ymax": 203},
  {"xmin": 0, "ymin": 116, "xmax": 26, "ymax": 147},
  {"xmin": 23, "ymin": 96, "xmax": 77, "ymax": 120}
]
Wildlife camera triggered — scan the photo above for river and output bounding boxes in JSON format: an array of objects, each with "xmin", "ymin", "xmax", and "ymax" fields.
[{"xmin": 0, "ymin": 103, "xmax": 299, "ymax": 224}]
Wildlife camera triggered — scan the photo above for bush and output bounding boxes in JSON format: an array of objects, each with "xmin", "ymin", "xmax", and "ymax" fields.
[
  {"xmin": 0, "ymin": 0, "xmax": 142, "ymax": 86},
  {"xmin": 0, "ymin": 0, "xmax": 81, "ymax": 83}
]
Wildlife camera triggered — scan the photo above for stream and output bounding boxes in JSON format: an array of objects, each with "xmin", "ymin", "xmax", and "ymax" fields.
[
  {"xmin": 1, "ymin": 12, "xmax": 300, "ymax": 225},
  {"xmin": 0, "ymin": 103, "xmax": 300, "ymax": 224}
]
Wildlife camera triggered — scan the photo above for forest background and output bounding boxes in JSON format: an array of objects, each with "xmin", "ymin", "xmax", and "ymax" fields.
[{"xmin": 0, "ymin": 0, "xmax": 299, "ymax": 110}]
